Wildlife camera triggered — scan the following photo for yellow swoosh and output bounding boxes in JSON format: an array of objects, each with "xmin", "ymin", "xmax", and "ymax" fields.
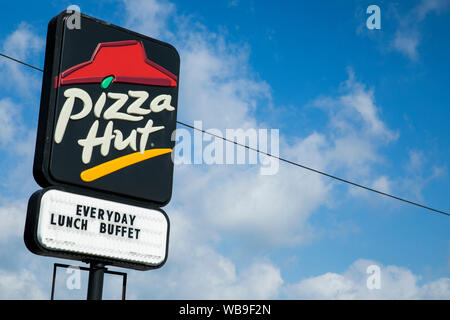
[{"xmin": 80, "ymin": 148, "xmax": 172, "ymax": 182}]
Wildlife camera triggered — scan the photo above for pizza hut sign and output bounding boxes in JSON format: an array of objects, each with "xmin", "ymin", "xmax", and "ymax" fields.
[
  {"xmin": 34, "ymin": 12, "xmax": 180, "ymax": 205},
  {"xmin": 54, "ymin": 40, "xmax": 176, "ymax": 181}
]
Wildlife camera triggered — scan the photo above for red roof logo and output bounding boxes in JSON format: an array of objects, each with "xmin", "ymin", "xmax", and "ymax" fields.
[{"xmin": 55, "ymin": 40, "xmax": 177, "ymax": 88}]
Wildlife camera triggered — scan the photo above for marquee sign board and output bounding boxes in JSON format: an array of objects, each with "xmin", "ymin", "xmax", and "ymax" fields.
[
  {"xmin": 24, "ymin": 187, "xmax": 169, "ymax": 270},
  {"xmin": 33, "ymin": 11, "xmax": 180, "ymax": 205}
]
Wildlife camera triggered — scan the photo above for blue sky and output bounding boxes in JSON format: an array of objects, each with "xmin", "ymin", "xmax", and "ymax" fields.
[{"xmin": 0, "ymin": 0, "xmax": 449, "ymax": 299}]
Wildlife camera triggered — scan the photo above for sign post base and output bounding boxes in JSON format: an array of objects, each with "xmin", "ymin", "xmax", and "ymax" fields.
[{"xmin": 50, "ymin": 263, "xmax": 128, "ymax": 300}]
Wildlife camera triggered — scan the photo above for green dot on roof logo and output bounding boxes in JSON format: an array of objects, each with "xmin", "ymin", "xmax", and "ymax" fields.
[{"xmin": 101, "ymin": 75, "xmax": 114, "ymax": 89}]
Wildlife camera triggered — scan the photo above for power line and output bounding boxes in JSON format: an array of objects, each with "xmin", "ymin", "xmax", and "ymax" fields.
[
  {"xmin": 1, "ymin": 52, "xmax": 449, "ymax": 217},
  {"xmin": 0, "ymin": 53, "xmax": 43, "ymax": 72},
  {"xmin": 177, "ymin": 121, "xmax": 449, "ymax": 217}
]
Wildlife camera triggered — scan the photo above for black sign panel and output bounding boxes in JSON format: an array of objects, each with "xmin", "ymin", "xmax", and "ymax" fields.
[{"xmin": 34, "ymin": 12, "xmax": 180, "ymax": 206}]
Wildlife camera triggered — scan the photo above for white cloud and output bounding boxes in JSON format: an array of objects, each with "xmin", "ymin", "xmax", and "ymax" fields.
[
  {"xmin": 372, "ymin": 175, "xmax": 390, "ymax": 194},
  {"xmin": 0, "ymin": 22, "xmax": 43, "ymax": 94},
  {"xmin": 0, "ymin": 98, "xmax": 22, "ymax": 149},
  {"xmin": 336, "ymin": 69, "xmax": 397, "ymax": 142},
  {"xmin": 284, "ymin": 259, "xmax": 450, "ymax": 299},
  {"xmin": 127, "ymin": 210, "xmax": 283, "ymax": 299},
  {"xmin": 312, "ymin": 69, "xmax": 397, "ymax": 182},
  {"xmin": 122, "ymin": 0, "xmax": 175, "ymax": 39},
  {"xmin": 0, "ymin": 269, "xmax": 46, "ymax": 299},
  {"xmin": 159, "ymin": 247, "xmax": 283, "ymax": 299},
  {"xmin": 178, "ymin": 36, "xmax": 270, "ymax": 130},
  {"xmin": 398, "ymin": 149, "xmax": 447, "ymax": 202},
  {"xmin": 0, "ymin": 25, "xmax": 40, "ymax": 195},
  {"xmin": 286, "ymin": 272, "xmax": 356, "ymax": 299},
  {"xmin": 391, "ymin": 0, "xmax": 450, "ymax": 60},
  {"xmin": 0, "ymin": 98, "xmax": 34, "ymax": 154},
  {"xmin": 2, "ymin": 22, "xmax": 42, "ymax": 60},
  {"xmin": 0, "ymin": 200, "xmax": 27, "ymax": 243},
  {"xmin": 413, "ymin": 0, "xmax": 450, "ymax": 21},
  {"xmin": 392, "ymin": 30, "xmax": 420, "ymax": 61},
  {"xmin": 176, "ymin": 163, "xmax": 327, "ymax": 246},
  {"xmin": 0, "ymin": 98, "xmax": 37, "ymax": 195},
  {"xmin": 420, "ymin": 278, "xmax": 450, "ymax": 299}
]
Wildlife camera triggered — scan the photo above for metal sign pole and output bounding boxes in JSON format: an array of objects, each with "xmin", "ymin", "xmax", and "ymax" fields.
[{"xmin": 87, "ymin": 262, "xmax": 106, "ymax": 300}]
